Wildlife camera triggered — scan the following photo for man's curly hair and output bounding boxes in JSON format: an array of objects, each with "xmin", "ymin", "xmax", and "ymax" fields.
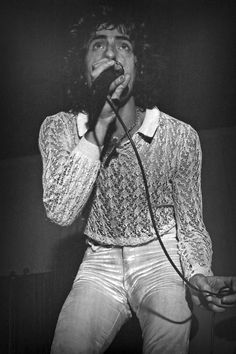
[{"xmin": 63, "ymin": 2, "xmax": 163, "ymax": 113}]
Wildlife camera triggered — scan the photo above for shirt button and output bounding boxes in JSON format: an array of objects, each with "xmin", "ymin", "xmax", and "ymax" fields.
[{"xmin": 111, "ymin": 137, "xmax": 119, "ymax": 147}]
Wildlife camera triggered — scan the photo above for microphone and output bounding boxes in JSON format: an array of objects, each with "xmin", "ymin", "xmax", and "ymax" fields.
[{"xmin": 88, "ymin": 61, "xmax": 125, "ymax": 130}]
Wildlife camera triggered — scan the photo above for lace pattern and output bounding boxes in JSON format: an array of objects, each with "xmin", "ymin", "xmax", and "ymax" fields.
[
  {"xmin": 39, "ymin": 112, "xmax": 100, "ymax": 225},
  {"xmin": 38, "ymin": 109, "xmax": 213, "ymax": 280}
]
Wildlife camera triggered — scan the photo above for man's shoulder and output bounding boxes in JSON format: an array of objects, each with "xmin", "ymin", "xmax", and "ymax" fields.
[
  {"xmin": 41, "ymin": 111, "xmax": 76, "ymax": 129},
  {"xmin": 160, "ymin": 111, "xmax": 198, "ymax": 137},
  {"xmin": 39, "ymin": 111, "xmax": 78, "ymax": 144}
]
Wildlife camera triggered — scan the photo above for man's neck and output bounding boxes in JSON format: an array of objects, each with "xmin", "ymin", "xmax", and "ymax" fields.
[{"xmin": 113, "ymin": 96, "xmax": 137, "ymax": 137}]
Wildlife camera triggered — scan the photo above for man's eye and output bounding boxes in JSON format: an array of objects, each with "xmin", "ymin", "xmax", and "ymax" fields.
[
  {"xmin": 119, "ymin": 42, "xmax": 132, "ymax": 51},
  {"xmin": 92, "ymin": 42, "xmax": 104, "ymax": 50}
]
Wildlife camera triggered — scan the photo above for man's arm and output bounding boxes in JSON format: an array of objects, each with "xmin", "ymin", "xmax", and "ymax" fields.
[
  {"xmin": 39, "ymin": 112, "xmax": 101, "ymax": 226},
  {"xmin": 38, "ymin": 70, "xmax": 131, "ymax": 226},
  {"xmin": 173, "ymin": 125, "xmax": 213, "ymax": 280},
  {"xmin": 172, "ymin": 126, "xmax": 236, "ymax": 311}
]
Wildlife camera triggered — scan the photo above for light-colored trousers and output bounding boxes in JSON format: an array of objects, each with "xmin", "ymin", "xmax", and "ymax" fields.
[{"xmin": 51, "ymin": 227, "xmax": 192, "ymax": 354}]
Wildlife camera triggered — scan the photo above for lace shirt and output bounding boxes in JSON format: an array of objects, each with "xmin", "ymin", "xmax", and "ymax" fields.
[{"xmin": 39, "ymin": 107, "xmax": 213, "ymax": 280}]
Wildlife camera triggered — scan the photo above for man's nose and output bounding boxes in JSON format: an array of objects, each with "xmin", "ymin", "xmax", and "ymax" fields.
[{"xmin": 105, "ymin": 43, "xmax": 116, "ymax": 59}]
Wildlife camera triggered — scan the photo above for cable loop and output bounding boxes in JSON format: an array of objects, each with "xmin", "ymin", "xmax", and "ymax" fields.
[{"xmin": 106, "ymin": 96, "xmax": 222, "ymax": 298}]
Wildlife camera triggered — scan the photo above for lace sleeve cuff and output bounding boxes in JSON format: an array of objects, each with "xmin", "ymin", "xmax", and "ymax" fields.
[
  {"xmin": 75, "ymin": 136, "xmax": 102, "ymax": 161},
  {"xmin": 185, "ymin": 265, "xmax": 213, "ymax": 281}
]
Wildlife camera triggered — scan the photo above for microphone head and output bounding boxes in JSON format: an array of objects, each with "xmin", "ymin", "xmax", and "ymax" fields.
[
  {"xmin": 88, "ymin": 61, "xmax": 126, "ymax": 129},
  {"xmin": 92, "ymin": 61, "xmax": 124, "ymax": 93}
]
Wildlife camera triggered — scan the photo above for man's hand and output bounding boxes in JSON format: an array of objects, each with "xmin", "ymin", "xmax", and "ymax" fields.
[
  {"xmin": 90, "ymin": 59, "xmax": 131, "ymax": 120},
  {"xmin": 189, "ymin": 274, "xmax": 236, "ymax": 312},
  {"xmin": 85, "ymin": 59, "xmax": 131, "ymax": 146}
]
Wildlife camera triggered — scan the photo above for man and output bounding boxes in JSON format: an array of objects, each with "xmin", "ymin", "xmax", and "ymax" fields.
[{"xmin": 39, "ymin": 4, "xmax": 236, "ymax": 353}]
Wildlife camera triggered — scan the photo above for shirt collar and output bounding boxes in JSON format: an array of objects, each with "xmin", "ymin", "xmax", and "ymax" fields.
[
  {"xmin": 136, "ymin": 107, "xmax": 160, "ymax": 138},
  {"xmin": 77, "ymin": 106, "xmax": 160, "ymax": 139}
]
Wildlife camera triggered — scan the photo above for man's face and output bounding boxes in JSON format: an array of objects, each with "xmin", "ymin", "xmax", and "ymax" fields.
[{"xmin": 85, "ymin": 26, "xmax": 137, "ymax": 95}]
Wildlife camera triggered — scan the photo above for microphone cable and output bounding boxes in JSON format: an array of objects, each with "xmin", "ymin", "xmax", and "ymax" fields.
[{"xmin": 106, "ymin": 96, "xmax": 233, "ymax": 299}]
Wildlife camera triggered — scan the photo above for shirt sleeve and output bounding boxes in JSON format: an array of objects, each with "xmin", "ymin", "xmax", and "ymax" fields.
[
  {"xmin": 38, "ymin": 113, "xmax": 101, "ymax": 226},
  {"xmin": 173, "ymin": 125, "xmax": 213, "ymax": 280}
]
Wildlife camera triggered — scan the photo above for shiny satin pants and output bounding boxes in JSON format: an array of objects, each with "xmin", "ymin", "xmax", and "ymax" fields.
[{"xmin": 51, "ymin": 228, "xmax": 192, "ymax": 354}]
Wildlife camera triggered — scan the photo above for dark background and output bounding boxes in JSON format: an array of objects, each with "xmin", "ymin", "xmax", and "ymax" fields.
[
  {"xmin": 1, "ymin": 1, "xmax": 236, "ymax": 353},
  {"xmin": 1, "ymin": 0, "xmax": 235, "ymax": 160}
]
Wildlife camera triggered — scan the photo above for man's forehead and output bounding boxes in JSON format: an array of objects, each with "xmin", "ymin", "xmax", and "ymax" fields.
[{"xmin": 89, "ymin": 27, "xmax": 131, "ymax": 41}]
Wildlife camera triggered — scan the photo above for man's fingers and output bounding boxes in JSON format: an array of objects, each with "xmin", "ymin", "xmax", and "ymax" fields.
[
  {"xmin": 109, "ymin": 75, "xmax": 125, "ymax": 92},
  {"xmin": 90, "ymin": 60, "xmax": 115, "ymax": 82},
  {"xmin": 221, "ymin": 294, "xmax": 236, "ymax": 305},
  {"xmin": 111, "ymin": 74, "xmax": 130, "ymax": 100},
  {"xmin": 190, "ymin": 275, "xmax": 236, "ymax": 313},
  {"xmin": 208, "ymin": 302, "xmax": 226, "ymax": 312},
  {"xmin": 92, "ymin": 58, "xmax": 112, "ymax": 68},
  {"xmin": 191, "ymin": 294, "xmax": 201, "ymax": 307}
]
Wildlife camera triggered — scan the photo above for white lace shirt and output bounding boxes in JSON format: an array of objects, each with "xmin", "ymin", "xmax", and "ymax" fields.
[{"xmin": 39, "ymin": 107, "xmax": 213, "ymax": 280}]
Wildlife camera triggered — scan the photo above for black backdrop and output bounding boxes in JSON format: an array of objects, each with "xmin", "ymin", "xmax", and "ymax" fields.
[
  {"xmin": 1, "ymin": 0, "xmax": 236, "ymax": 160},
  {"xmin": 1, "ymin": 1, "xmax": 236, "ymax": 353}
]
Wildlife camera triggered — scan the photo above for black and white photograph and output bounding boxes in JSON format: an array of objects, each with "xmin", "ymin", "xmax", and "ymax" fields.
[{"xmin": 1, "ymin": 0, "xmax": 236, "ymax": 353}]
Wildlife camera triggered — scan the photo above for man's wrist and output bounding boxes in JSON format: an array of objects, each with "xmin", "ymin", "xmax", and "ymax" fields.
[
  {"xmin": 97, "ymin": 113, "xmax": 116, "ymax": 126},
  {"xmin": 189, "ymin": 273, "xmax": 206, "ymax": 283},
  {"xmin": 85, "ymin": 118, "xmax": 112, "ymax": 147}
]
